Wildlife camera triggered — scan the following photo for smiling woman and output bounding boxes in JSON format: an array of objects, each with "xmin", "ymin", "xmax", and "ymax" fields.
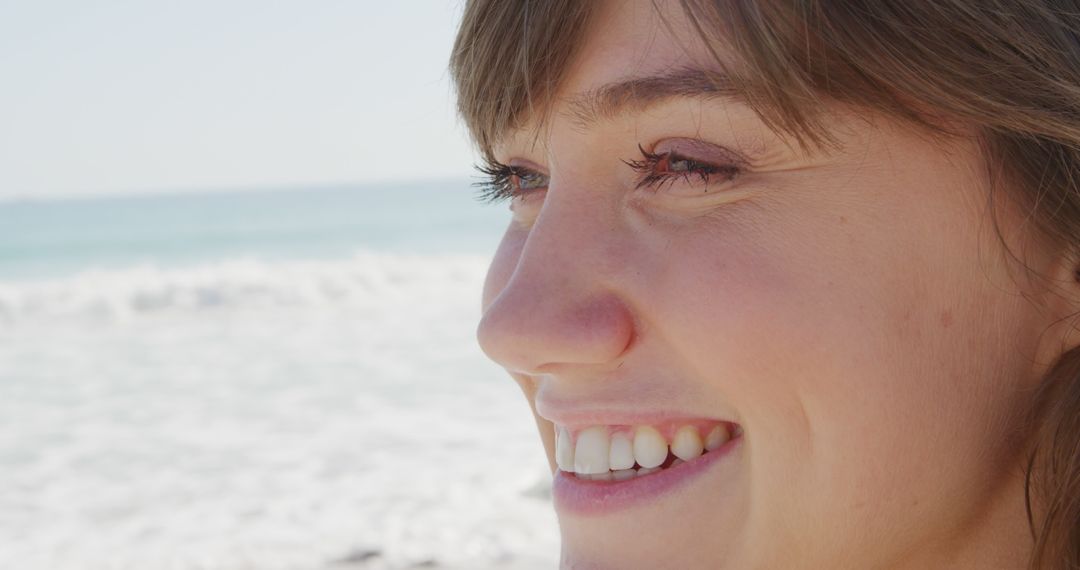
[{"xmin": 450, "ymin": 1, "xmax": 1080, "ymax": 569}]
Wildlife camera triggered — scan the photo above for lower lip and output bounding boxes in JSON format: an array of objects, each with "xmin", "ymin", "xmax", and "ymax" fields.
[{"xmin": 551, "ymin": 436, "xmax": 742, "ymax": 516}]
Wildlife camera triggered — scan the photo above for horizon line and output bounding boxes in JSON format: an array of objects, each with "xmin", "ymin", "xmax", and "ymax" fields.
[{"xmin": 0, "ymin": 175, "xmax": 477, "ymax": 205}]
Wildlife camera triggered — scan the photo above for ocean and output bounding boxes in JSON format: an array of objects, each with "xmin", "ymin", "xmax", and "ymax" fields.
[{"xmin": 0, "ymin": 182, "xmax": 560, "ymax": 569}]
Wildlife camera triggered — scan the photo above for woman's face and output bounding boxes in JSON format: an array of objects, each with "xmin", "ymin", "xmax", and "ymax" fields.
[{"xmin": 475, "ymin": 1, "xmax": 1064, "ymax": 568}]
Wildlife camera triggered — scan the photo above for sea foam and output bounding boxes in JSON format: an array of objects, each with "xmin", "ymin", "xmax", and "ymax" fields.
[
  {"xmin": 0, "ymin": 250, "xmax": 487, "ymax": 326},
  {"xmin": 0, "ymin": 250, "xmax": 559, "ymax": 569}
]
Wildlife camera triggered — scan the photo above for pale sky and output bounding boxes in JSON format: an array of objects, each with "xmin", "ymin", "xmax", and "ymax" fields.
[{"xmin": 0, "ymin": 0, "xmax": 478, "ymax": 200}]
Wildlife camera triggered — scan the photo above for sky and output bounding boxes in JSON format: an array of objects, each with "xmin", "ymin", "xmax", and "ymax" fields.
[{"xmin": 0, "ymin": 0, "xmax": 478, "ymax": 200}]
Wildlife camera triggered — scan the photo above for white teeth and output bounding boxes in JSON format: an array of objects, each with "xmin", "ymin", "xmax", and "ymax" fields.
[
  {"xmin": 633, "ymin": 426, "xmax": 668, "ymax": 469},
  {"xmin": 556, "ymin": 422, "xmax": 739, "ymax": 477},
  {"xmin": 556, "ymin": 426, "xmax": 574, "ymax": 471},
  {"xmin": 704, "ymin": 424, "xmax": 731, "ymax": 451},
  {"xmin": 608, "ymin": 432, "xmax": 635, "ymax": 470},
  {"xmin": 574, "ymin": 426, "xmax": 611, "ymax": 474},
  {"xmin": 671, "ymin": 425, "xmax": 704, "ymax": 460}
]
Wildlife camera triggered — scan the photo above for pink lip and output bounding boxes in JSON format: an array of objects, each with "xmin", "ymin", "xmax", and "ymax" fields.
[{"xmin": 552, "ymin": 435, "xmax": 742, "ymax": 516}]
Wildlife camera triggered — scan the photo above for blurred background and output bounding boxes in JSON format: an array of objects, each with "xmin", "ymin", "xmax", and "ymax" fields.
[{"xmin": 0, "ymin": 1, "xmax": 559, "ymax": 568}]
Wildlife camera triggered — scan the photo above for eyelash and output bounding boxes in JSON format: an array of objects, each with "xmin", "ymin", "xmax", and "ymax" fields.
[{"xmin": 472, "ymin": 144, "xmax": 741, "ymax": 205}]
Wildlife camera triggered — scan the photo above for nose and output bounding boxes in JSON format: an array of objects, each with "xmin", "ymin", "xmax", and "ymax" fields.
[{"xmin": 476, "ymin": 192, "xmax": 637, "ymax": 376}]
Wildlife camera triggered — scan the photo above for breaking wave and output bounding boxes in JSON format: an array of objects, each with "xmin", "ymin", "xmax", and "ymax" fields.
[{"xmin": 0, "ymin": 250, "xmax": 490, "ymax": 327}]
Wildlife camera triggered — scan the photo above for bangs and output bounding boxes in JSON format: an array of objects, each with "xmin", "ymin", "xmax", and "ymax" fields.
[
  {"xmin": 448, "ymin": 0, "xmax": 890, "ymax": 157},
  {"xmin": 449, "ymin": 0, "xmax": 595, "ymax": 158},
  {"xmin": 451, "ymin": 0, "xmax": 1079, "ymax": 156},
  {"xmin": 676, "ymin": 1, "xmax": 966, "ymax": 146}
]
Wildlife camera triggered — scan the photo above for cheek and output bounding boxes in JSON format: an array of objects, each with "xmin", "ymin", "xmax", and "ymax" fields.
[
  {"xmin": 646, "ymin": 221, "xmax": 822, "ymax": 454},
  {"xmin": 650, "ymin": 197, "xmax": 1031, "ymax": 538}
]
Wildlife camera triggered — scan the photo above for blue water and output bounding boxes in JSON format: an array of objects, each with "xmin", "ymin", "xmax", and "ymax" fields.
[{"xmin": 0, "ymin": 180, "xmax": 507, "ymax": 280}]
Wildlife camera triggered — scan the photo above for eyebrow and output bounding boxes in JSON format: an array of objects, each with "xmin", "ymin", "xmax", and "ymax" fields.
[{"xmin": 562, "ymin": 67, "xmax": 745, "ymax": 128}]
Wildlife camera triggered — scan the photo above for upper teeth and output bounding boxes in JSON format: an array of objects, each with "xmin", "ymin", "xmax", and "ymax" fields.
[{"xmin": 555, "ymin": 423, "xmax": 733, "ymax": 475}]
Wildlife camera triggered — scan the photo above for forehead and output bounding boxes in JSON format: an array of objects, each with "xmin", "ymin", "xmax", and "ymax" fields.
[
  {"xmin": 495, "ymin": 0, "xmax": 736, "ymax": 152},
  {"xmin": 571, "ymin": 0, "xmax": 719, "ymax": 85}
]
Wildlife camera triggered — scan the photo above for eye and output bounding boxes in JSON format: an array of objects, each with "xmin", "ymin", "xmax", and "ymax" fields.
[
  {"xmin": 471, "ymin": 141, "xmax": 743, "ymax": 205},
  {"xmin": 623, "ymin": 142, "xmax": 742, "ymax": 194},
  {"xmin": 472, "ymin": 158, "xmax": 549, "ymax": 205}
]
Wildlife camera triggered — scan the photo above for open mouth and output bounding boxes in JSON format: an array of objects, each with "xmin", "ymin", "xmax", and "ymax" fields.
[
  {"xmin": 555, "ymin": 420, "xmax": 742, "ymax": 480},
  {"xmin": 551, "ymin": 420, "xmax": 743, "ymax": 514}
]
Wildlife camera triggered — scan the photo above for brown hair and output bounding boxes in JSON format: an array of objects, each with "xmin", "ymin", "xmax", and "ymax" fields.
[{"xmin": 450, "ymin": 1, "xmax": 1080, "ymax": 567}]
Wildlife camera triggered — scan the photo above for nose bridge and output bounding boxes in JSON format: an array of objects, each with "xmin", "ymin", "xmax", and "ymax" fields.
[{"xmin": 476, "ymin": 182, "xmax": 637, "ymax": 375}]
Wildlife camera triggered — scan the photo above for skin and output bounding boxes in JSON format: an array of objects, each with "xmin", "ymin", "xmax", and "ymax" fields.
[{"xmin": 473, "ymin": 1, "xmax": 1080, "ymax": 568}]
